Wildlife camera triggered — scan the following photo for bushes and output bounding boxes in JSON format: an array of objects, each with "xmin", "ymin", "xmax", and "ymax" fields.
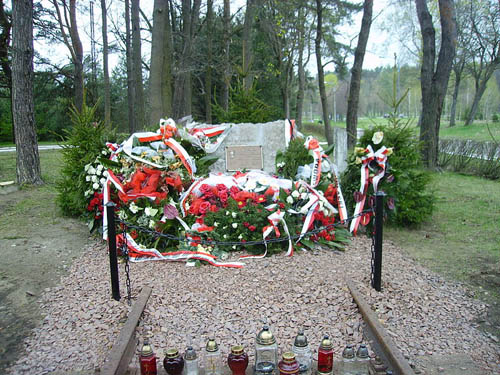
[
  {"xmin": 439, "ymin": 138, "xmax": 500, "ymax": 180},
  {"xmin": 341, "ymin": 124, "xmax": 435, "ymax": 227},
  {"xmin": 57, "ymin": 102, "xmax": 114, "ymax": 216}
]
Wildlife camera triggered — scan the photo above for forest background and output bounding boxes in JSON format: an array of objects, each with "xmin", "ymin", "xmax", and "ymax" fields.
[{"xmin": 0, "ymin": 0, "xmax": 499, "ymax": 147}]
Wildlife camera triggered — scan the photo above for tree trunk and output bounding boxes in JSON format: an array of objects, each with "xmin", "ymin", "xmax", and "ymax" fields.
[
  {"xmin": 173, "ymin": 0, "xmax": 200, "ymax": 119},
  {"xmin": 101, "ymin": 0, "xmax": 111, "ymax": 126},
  {"xmin": 12, "ymin": 0, "xmax": 42, "ymax": 185},
  {"xmin": 416, "ymin": 0, "xmax": 456, "ymax": 169},
  {"xmin": 125, "ymin": 0, "xmax": 135, "ymax": 133},
  {"xmin": 242, "ymin": 0, "xmax": 255, "ymax": 91},
  {"xmin": 161, "ymin": 6, "xmax": 173, "ymax": 119},
  {"xmin": 465, "ymin": 65, "xmax": 497, "ymax": 125},
  {"xmin": 222, "ymin": 0, "xmax": 230, "ymax": 111},
  {"xmin": 150, "ymin": 0, "xmax": 168, "ymax": 125},
  {"xmin": 295, "ymin": 6, "xmax": 305, "ymax": 129},
  {"xmin": 449, "ymin": 70, "xmax": 461, "ymax": 127},
  {"xmin": 69, "ymin": 0, "xmax": 84, "ymax": 112},
  {"xmin": 131, "ymin": 0, "xmax": 145, "ymax": 129},
  {"xmin": 205, "ymin": 0, "xmax": 213, "ymax": 123},
  {"xmin": 0, "ymin": 0, "xmax": 14, "ymax": 143},
  {"xmin": 315, "ymin": 0, "xmax": 333, "ymax": 145},
  {"xmin": 346, "ymin": 0, "xmax": 373, "ymax": 150},
  {"xmin": 465, "ymin": 75, "xmax": 490, "ymax": 125}
]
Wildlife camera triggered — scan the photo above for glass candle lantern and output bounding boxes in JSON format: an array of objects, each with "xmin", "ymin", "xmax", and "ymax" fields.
[
  {"xmin": 183, "ymin": 346, "xmax": 199, "ymax": 375},
  {"xmin": 139, "ymin": 339, "xmax": 157, "ymax": 375},
  {"xmin": 354, "ymin": 344, "xmax": 370, "ymax": 375},
  {"xmin": 317, "ymin": 335, "xmax": 334, "ymax": 375},
  {"xmin": 278, "ymin": 352, "xmax": 299, "ymax": 375},
  {"xmin": 341, "ymin": 345, "xmax": 356, "ymax": 375},
  {"xmin": 255, "ymin": 325, "xmax": 279, "ymax": 375},
  {"xmin": 205, "ymin": 338, "xmax": 222, "ymax": 375},
  {"xmin": 291, "ymin": 331, "xmax": 312, "ymax": 375},
  {"xmin": 228, "ymin": 345, "xmax": 249, "ymax": 375},
  {"xmin": 163, "ymin": 349, "xmax": 185, "ymax": 375}
]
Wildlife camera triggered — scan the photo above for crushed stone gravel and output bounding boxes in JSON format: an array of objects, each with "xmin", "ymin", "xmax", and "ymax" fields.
[{"xmin": 6, "ymin": 237, "xmax": 500, "ymax": 374}]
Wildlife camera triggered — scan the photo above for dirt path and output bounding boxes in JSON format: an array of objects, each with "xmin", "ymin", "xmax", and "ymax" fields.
[{"xmin": 0, "ymin": 185, "xmax": 91, "ymax": 372}]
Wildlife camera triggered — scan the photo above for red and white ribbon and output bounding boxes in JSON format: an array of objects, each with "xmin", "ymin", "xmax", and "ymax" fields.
[
  {"xmin": 117, "ymin": 233, "xmax": 245, "ymax": 267},
  {"xmin": 164, "ymin": 138, "xmax": 196, "ymax": 176},
  {"xmin": 304, "ymin": 136, "xmax": 325, "ymax": 188},
  {"xmin": 349, "ymin": 145, "xmax": 389, "ymax": 235},
  {"xmin": 240, "ymin": 209, "xmax": 293, "ymax": 259}
]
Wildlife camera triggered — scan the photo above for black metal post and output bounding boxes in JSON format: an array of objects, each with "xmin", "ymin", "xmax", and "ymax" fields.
[
  {"xmin": 373, "ymin": 192, "xmax": 385, "ymax": 291},
  {"xmin": 106, "ymin": 202, "xmax": 120, "ymax": 301}
]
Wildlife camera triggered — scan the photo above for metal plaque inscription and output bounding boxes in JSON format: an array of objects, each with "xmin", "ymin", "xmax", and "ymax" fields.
[{"xmin": 225, "ymin": 145, "xmax": 263, "ymax": 171}]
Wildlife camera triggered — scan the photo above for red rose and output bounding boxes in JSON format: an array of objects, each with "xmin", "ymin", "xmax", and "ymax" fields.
[
  {"xmin": 219, "ymin": 192, "xmax": 228, "ymax": 204},
  {"xmin": 249, "ymin": 225, "xmax": 256, "ymax": 232},
  {"xmin": 200, "ymin": 184, "xmax": 212, "ymax": 194},
  {"xmin": 199, "ymin": 201, "xmax": 211, "ymax": 214},
  {"xmin": 216, "ymin": 184, "xmax": 228, "ymax": 194}
]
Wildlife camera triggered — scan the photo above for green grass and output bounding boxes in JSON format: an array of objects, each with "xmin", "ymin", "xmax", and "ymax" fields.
[
  {"xmin": 0, "ymin": 150, "xmax": 62, "ymax": 184},
  {"xmin": 0, "ymin": 150, "xmax": 64, "ymax": 235},
  {"xmin": 385, "ymin": 171, "xmax": 500, "ymax": 296},
  {"xmin": 440, "ymin": 120, "xmax": 500, "ymax": 142},
  {"xmin": 302, "ymin": 118, "xmax": 500, "ymax": 143}
]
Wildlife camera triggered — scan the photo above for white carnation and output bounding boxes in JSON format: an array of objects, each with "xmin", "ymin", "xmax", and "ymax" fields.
[
  {"xmin": 286, "ymin": 196, "xmax": 294, "ymax": 204},
  {"xmin": 92, "ymin": 182, "xmax": 99, "ymax": 190},
  {"xmin": 232, "ymin": 223, "xmax": 238, "ymax": 228}
]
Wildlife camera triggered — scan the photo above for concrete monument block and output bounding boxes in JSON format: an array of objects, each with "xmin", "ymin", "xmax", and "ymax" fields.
[{"xmin": 209, "ymin": 120, "xmax": 286, "ymax": 174}]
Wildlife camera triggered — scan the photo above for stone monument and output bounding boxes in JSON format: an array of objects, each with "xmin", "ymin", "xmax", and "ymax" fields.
[{"xmin": 209, "ymin": 120, "xmax": 287, "ymax": 174}]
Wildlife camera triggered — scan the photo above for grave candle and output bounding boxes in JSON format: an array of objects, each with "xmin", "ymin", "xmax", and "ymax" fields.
[
  {"xmin": 139, "ymin": 339, "xmax": 157, "ymax": 375},
  {"xmin": 291, "ymin": 330, "xmax": 312, "ymax": 375},
  {"xmin": 228, "ymin": 345, "xmax": 249, "ymax": 375},
  {"xmin": 317, "ymin": 335, "xmax": 334, "ymax": 375},
  {"xmin": 164, "ymin": 348, "xmax": 184, "ymax": 375},
  {"xmin": 205, "ymin": 338, "xmax": 222, "ymax": 375},
  {"xmin": 183, "ymin": 346, "xmax": 199, "ymax": 375},
  {"xmin": 278, "ymin": 352, "xmax": 299, "ymax": 375},
  {"xmin": 255, "ymin": 325, "xmax": 278, "ymax": 375}
]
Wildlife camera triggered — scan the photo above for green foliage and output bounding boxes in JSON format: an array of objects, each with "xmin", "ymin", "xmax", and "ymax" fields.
[
  {"xmin": 493, "ymin": 113, "xmax": 499, "ymax": 123},
  {"xmin": 0, "ymin": 98, "xmax": 12, "ymax": 142},
  {"xmin": 275, "ymin": 137, "xmax": 313, "ymax": 179},
  {"xmin": 342, "ymin": 61, "xmax": 434, "ymax": 227},
  {"xmin": 56, "ymin": 102, "xmax": 113, "ymax": 216},
  {"xmin": 212, "ymin": 80, "xmax": 280, "ymax": 123},
  {"xmin": 342, "ymin": 124, "xmax": 435, "ymax": 227}
]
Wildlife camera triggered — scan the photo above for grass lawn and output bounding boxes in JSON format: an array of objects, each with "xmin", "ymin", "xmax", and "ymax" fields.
[
  {"xmin": 385, "ymin": 171, "xmax": 500, "ymax": 300},
  {"xmin": 302, "ymin": 118, "xmax": 500, "ymax": 143}
]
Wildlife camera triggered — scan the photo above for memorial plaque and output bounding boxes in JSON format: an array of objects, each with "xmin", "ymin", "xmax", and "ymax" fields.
[{"xmin": 225, "ymin": 145, "xmax": 263, "ymax": 171}]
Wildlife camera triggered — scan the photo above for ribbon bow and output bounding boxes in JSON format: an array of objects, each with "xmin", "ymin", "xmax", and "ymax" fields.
[
  {"xmin": 304, "ymin": 136, "xmax": 326, "ymax": 188},
  {"xmin": 240, "ymin": 209, "xmax": 293, "ymax": 259},
  {"xmin": 350, "ymin": 145, "xmax": 389, "ymax": 235}
]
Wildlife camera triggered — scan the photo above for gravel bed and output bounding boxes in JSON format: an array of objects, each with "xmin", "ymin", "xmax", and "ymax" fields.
[{"xmin": 7, "ymin": 237, "xmax": 500, "ymax": 374}]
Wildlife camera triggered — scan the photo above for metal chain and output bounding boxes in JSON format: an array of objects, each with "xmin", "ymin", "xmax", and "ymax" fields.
[
  {"xmin": 115, "ymin": 208, "xmax": 375, "ymax": 248},
  {"xmin": 122, "ymin": 223, "xmax": 132, "ymax": 305}
]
